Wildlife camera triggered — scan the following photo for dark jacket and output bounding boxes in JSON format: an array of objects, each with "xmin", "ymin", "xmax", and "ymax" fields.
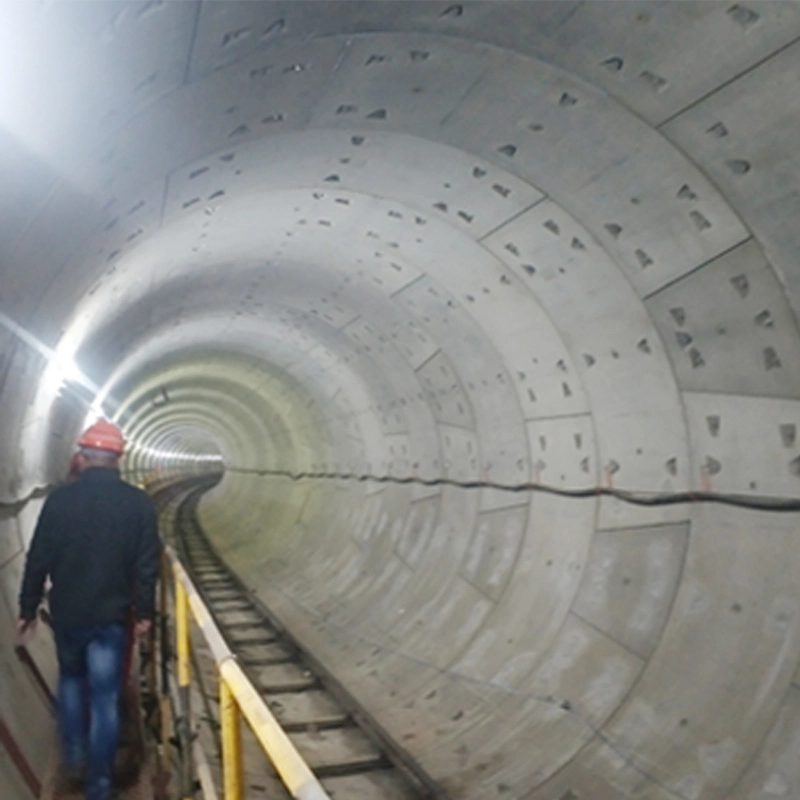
[{"xmin": 18, "ymin": 467, "xmax": 161, "ymax": 628}]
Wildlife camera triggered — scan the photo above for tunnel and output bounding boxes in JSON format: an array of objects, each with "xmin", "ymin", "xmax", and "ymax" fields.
[{"xmin": 2, "ymin": 1, "xmax": 800, "ymax": 798}]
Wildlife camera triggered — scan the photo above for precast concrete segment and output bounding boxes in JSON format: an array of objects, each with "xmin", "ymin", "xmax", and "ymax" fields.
[
  {"xmin": 643, "ymin": 239, "xmax": 800, "ymax": 399},
  {"xmin": 180, "ymin": 1, "xmax": 800, "ymax": 126},
  {"xmin": 1, "ymin": 4, "xmax": 800, "ymax": 800},
  {"xmin": 662, "ymin": 39, "xmax": 800, "ymax": 322}
]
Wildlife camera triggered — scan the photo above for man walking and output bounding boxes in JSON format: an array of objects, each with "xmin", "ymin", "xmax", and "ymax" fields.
[{"xmin": 17, "ymin": 420, "xmax": 161, "ymax": 800}]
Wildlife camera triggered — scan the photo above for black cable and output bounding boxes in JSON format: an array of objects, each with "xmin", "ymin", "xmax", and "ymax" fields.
[{"xmin": 227, "ymin": 467, "xmax": 800, "ymax": 512}]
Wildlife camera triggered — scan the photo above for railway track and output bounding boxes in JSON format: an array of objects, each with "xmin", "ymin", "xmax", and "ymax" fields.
[{"xmin": 160, "ymin": 478, "xmax": 441, "ymax": 800}]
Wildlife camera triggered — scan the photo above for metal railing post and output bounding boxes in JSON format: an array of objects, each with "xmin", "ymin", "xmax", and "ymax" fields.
[
  {"xmin": 220, "ymin": 678, "xmax": 244, "ymax": 800},
  {"xmin": 158, "ymin": 555, "xmax": 172, "ymax": 776},
  {"xmin": 175, "ymin": 577, "xmax": 193, "ymax": 800},
  {"xmin": 218, "ymin": 659, "xmax": 330, "ymax": 800}
]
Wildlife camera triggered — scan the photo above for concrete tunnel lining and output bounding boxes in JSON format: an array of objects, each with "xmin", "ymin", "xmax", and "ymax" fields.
[{"xmin": 2, "ymin": 2, "xmax": 800, "ymax": 798}]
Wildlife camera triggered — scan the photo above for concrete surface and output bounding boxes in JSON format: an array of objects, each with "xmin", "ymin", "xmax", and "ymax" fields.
[{"xmin": 1, "ymin": 2, "xmax": 800, "ymax": 798}]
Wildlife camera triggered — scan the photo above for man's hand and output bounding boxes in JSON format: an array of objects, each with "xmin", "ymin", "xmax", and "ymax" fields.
[
  {"xmin": 16, "ymin": 618, "xmax": 37, "ymax": 644},
  {"xmin": 134, "ymin": 619, "xmax": 152, "ymax": 641}
]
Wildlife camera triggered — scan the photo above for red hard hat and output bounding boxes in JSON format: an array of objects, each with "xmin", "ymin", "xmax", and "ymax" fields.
[{"xmin": 77, "ymin": 420, "xmax": 125, "ymax": 455}]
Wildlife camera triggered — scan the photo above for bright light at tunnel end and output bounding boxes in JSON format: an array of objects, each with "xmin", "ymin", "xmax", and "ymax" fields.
[{"xmin": 129, "ymin": 442, "xmax": 225, "ymax": 464}]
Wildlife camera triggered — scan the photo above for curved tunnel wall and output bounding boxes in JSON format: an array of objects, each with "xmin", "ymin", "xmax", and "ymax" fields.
[{"xmin": 2, "ymin": 2, "xmax": 800, "ymax": 798}]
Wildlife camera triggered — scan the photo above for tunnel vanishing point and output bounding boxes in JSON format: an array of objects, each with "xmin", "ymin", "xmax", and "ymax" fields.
[{"xmin": 2, "ymin": 2, "xmax": 800, "ymax": 798}]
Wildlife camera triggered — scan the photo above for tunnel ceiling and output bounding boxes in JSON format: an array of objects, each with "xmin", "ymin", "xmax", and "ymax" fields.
[{"xmin": 2, "ymin": 2, "xmax": 800, "ymax": 799}]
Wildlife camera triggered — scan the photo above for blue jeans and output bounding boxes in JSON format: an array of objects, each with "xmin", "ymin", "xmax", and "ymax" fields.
[{"xmin": 54, "ymin": 623, "xmax": 126, "ymax": 800}]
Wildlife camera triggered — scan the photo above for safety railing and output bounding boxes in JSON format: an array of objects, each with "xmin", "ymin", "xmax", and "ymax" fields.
[{"xmin": 164, "ymin": 546, "xmax": 332, "ymax": 800}]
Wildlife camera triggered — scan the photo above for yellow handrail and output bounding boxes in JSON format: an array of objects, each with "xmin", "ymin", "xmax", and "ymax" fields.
[{"xmin": 166, "ymin": 547, "xmax": 332, "ymax": 800}]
